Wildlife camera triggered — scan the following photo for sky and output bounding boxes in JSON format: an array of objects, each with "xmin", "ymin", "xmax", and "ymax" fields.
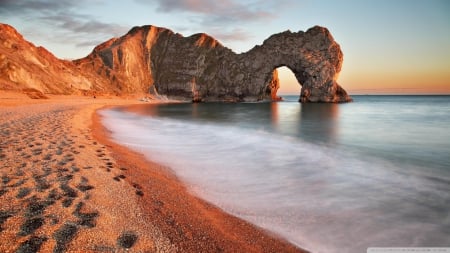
[{"xmin": 0, "ymin": 0, "xmax": 449, "ymax": 95}]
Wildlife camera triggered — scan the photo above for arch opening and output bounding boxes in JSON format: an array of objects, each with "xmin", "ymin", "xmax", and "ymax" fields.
[{"xmin": 274, "ymin": 66, "xmax": 301, "ymax": 100}]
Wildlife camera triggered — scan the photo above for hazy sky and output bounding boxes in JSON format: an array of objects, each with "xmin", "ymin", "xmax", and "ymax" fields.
[{"xmin": 1, "ymin": 0, "xmax": 449, "ymax": 94}]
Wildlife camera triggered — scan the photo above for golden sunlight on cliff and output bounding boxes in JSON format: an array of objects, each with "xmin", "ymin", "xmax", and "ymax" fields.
[{"xmin": 194, "ymin": 33, "xmax": 220, "ymax": 48}]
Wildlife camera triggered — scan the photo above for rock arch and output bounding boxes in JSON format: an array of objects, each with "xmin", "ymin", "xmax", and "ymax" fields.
[
  {"xmin": 184, "ymin": 26, "xmax": 352, "ymax": 102},
  {"xmin": 75, "ymin": 25, "xmax": 352, "ymax": 102},
  {"xmin": 234, "ymin": 26, "xmax": 351, "ymax": 102}
]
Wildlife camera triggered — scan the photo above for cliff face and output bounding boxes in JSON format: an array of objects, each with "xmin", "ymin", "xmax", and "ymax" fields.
[
  {"xmin": 0, "ymin": 24, "xmax": 107, "ymax": 94},
  {"xmin": 0, "ymin": 23, "xmax": 351, "ymax": 102},
  {"xmin": 75, "ymin": 25, "xmax": 236, "ymax": 98}
]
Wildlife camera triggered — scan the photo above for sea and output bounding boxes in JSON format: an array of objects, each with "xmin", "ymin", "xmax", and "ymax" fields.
[{"xmin": 100, "ymin": 95, "xmax": 450, "ymax": 253}]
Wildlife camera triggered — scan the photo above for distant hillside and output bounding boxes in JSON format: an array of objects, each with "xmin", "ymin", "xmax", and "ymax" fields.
[{"xmin": 0, "ymin": 24, "xmax": 102, "ymax": 95}]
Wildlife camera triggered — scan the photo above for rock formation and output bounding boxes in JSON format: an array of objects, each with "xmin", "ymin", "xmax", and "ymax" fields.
[
  {"xmin": 0, "ymin": 24, "xmax": 109, "ymax": 95},
  {"xmin": 0, "ymin": 23, "xmax": 352, "ymax": 102}
]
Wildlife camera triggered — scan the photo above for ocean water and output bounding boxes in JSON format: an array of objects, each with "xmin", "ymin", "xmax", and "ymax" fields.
[{"xmin": 100, "ymin": 95, "xmax": 450, "ymax": 253}]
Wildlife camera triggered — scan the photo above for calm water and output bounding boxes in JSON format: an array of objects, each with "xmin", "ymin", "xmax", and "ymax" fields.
[{"xmin": 101, "ymin": 95, "xmax": 450, "ymax": 253}]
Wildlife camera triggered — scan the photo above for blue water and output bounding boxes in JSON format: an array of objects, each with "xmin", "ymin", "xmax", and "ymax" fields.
[{"xmin": 101, "ymin": 95, "xmax": 450, "ymax": 253}]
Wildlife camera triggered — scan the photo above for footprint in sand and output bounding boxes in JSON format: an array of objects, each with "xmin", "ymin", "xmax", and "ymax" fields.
[{"xmin": 117, "ymin": 231, "xmax": 138, "ymax": 249}]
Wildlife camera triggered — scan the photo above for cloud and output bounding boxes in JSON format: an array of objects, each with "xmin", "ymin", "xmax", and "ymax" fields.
[
  {"xmin": 151, "ymin": 0, "xmax": 274, "ymax": 23},
  {"xmin": 135, "ymin": 0, "xmax": 295, "ymax": 43},
  {"xmin": 209, "ymin": 28, "xmax": 253, "ymax": 42},
  {"xmin": 0, "ymin": 0, "xmax": 81, "ymax": 15},
  {"xmin": 75, "ymin": 40, "xmax": 107, "ymax": 48},
  {"xmin": 38, "ymin": 14, "xmax": 128, "ymax": 37},
  {"xmin": 0, "ymin": 0, "xmax": 127, "ymax": 50},
  {"xmin": 0, "ymin": 0, "xmax": 298, "ymax": 56}
]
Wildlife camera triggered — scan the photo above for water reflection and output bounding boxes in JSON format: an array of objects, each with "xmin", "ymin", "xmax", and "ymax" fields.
[
  {"xmin": 270, "ymin": 102, "xmax": 279, "ymax": 126},
  {"xmin": 298, "ymin": 103, "xmax": 339, "ymax": 143},
  {"xmin": 192, "ymin": 103, "xmax": 199, "ymax": 118},
  {"xmin": 267, "ymin": 102, "xmax": 339, "ymax": 143},
  {"xmin": 123, "ymin": 101, "xmax": 339, "ymax": 143},
  {"xmin": 269, "ymin": 102, "xmax": 301, "ymax": 136}
]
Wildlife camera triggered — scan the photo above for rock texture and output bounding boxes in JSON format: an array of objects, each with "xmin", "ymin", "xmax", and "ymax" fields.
[
  {"xmin": 0, "ymin": 24, "xmax": 109, "ymax": 95},
  {"xmin": 0, "ymin": 23, "xmax": 352, "ymax": 102}
]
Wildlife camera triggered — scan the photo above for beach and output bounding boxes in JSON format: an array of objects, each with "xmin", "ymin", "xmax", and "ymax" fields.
[{"xmin": 0, "ymin": 91, "xmax": 304, "ymax": 252}]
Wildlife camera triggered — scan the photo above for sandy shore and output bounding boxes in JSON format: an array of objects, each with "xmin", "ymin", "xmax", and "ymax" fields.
[{"xmin": 0, "ymin": 91, "xmax": 306, "ymax": 252}]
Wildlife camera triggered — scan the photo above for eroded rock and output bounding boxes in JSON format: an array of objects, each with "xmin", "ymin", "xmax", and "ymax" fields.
[
  {"xmin": 0, "ymin": 23, "xmax": 352, "ymax": 102},
  {"xmin": 77, "ymin": 25, "xmax": 352, "ymax": 102}
]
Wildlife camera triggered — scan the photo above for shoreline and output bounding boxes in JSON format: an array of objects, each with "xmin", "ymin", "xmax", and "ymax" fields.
[
  {"xmin": 0, "ymin": 92, "xmax": 306, "ymax": 252},
  {"xmin": 93, "ymin": 104, "xmax": 306, "ymax": 252}
]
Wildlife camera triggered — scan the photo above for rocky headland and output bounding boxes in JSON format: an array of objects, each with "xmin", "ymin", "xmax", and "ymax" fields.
[{"xmin": 0, "ymin": 23, "xmax": 351, "ymax": 102}]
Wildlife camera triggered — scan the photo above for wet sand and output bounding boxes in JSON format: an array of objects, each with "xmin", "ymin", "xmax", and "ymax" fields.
[{"xmin": 0, "ymin": 91, "xmax": 306, "ymax": 252}]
